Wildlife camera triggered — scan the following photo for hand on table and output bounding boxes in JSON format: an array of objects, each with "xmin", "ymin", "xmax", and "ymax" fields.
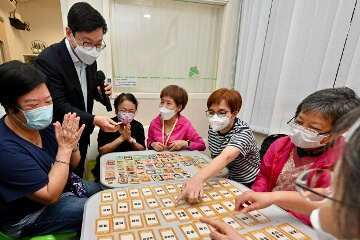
[
  {"xmin": 176, "ymin": 177, "xmax": 204, "ymax": 203},
  {"xmin": 235, "ymin": 191, "xmax": 274, "ymax": 213},
  {"xmin": 168, "ymin": 140, "xmax": 187, "ymax": 151},
  {"xmin": 200, "ymin": 218, "xmax": 246, "ymax": 240},
  {"xmin": 151, "ymin": 142, "xmax": 167, "ymax": 151}
]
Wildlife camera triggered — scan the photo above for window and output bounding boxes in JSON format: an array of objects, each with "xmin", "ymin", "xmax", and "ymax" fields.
[{"xmin": 110, "ymin": 0, "xmax": 223, "ymax": 93}]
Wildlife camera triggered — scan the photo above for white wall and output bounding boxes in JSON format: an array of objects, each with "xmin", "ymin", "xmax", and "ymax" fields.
[{"xmin": 1, "ymin": 0, "xmax": 64, "ymax": 61}]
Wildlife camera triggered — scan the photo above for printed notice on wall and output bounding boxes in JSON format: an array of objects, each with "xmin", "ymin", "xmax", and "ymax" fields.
[{"xmin": 114, "ymin": 78, "xmax": 137, "ymax": 87}]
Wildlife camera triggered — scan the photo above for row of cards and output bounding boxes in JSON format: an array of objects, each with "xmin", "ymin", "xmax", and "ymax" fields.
[{"xmin": 96, "ymin": 220, "xmax": 310, "ymax": 240}]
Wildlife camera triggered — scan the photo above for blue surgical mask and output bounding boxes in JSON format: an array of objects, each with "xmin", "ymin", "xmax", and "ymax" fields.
[{"xmin": 14, "ymin": 104, "xmax": 53, "ymax": 130}]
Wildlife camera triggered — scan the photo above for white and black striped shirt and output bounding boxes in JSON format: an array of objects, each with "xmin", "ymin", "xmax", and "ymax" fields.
[{"xmin": 208, "ymin": 118, "xmax": 260, "ymax": 184}]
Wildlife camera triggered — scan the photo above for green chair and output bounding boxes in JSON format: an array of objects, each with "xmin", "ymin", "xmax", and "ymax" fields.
[{"xmin": 0, "ymin": 231, "xmax": 77, "ymax": 240}]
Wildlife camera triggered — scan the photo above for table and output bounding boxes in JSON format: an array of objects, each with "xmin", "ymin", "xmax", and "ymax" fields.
[
  {"xmin": 81, "ymin": 178, "xmax": 317, "ymax": 240},
  {"xmin": 99, "ymin": 150, "xmax": 229, "ymax": 189}
]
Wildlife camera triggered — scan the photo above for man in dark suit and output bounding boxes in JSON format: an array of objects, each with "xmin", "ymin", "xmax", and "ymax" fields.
[{"xmin": 34, "ymin": 2, "xmax": 118, "ymax": 177}]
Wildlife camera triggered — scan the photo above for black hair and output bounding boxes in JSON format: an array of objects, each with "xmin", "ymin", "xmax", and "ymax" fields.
[
  {"xmin": 114, "ymin": 93, "xmax": 138, "ymax": 113},
  {"xmin": 0, "ymin": 60, "xmax": 49, "ymax": 113},
  {"xmin": 295, "ymin": 87, "xmax": 360, "ymax": 127},
  {"xmin": 67, "ymin": 2, "xmax": 107, "ymax": 34}
]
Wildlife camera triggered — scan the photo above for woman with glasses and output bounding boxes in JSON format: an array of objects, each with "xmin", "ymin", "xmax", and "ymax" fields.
[
  {"xmin": 251, "ymin": 87, "xmax": 360, "ymax": 225},
  {"xmin": 147, "ymin": 85, "xmax": 205, "ymax": 152},
  {"xmin": 200, "ymin": 106, "xmax": 360, "ymax": 240},
  {"xmin": 91, "ymin": 93, "xmax": 145, "ymax": 181},
  {"xmin": 177, "ymin": 88, "xmax": 260, "ymax": 203}
]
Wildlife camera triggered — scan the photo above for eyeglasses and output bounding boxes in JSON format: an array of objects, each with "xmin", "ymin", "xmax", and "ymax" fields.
[
  {"xmin": 287, "ymin": 117, "xmax": 331, "ymax": 137},
  {"xmin": 73, "ymin": 34, "xmax": 106, "ymax": 51},
  {"xmin": 205, "ymin": 110, "xmax": 230, "ymax": 118},
  {"xmin": 295, "ymin": 169, "xmax": 335, "ymax": 202},
  {"xmin": 119, "ymin": 109, "xmax": 136, "ymax": 114}
]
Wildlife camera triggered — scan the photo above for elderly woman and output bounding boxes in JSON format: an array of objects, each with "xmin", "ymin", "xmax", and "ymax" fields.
[
  {"xmin": 177, "ymin": 88, "xmax": 260, "ymax": 203},
  {"xmin": 251, "ymin": 87, "xmax": 360, "ymax": 225},
  {"xmin": 201, "ymin": 105, "xmax": 360, "ymax": 240},
  {"xmin": 91, "ymin": 93, "xmax": 146, "ymax": 181},
  {"xmin": 0, "ymin": 61, "xmax": 102, "ymax": 238},
  {"xmin": 147, "ymin": 85, "xmax": 205, "ymax": 152}
]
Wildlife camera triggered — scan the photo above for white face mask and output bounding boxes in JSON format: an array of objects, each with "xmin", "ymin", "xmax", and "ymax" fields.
[
  {"xmin": 159, "ymin": 107, "xmax": 176, "ymax": 120},
  {"xmin": 310, "ymin": 208, "xmax": 338, "ymax": 240},
  {"xmin": 289, "ymin": 122, "xmax": 329, "ymax": 149},
  {"xmin": 208, "ymin": 115, "xmax": 230, "ymax": 132},
  {"xmin": 71, "ymin": 35, "xmax": 101, "ymax": 65}
]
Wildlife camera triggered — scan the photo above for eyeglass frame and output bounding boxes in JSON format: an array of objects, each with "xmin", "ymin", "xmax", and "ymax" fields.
[
  {"xmin": 205, "ymin": 110, "xmax": 231, "ymax": 118},
  {"xmin": 73, "ymin": 33, "xmax": 106, "ymax": 51},
  {"xmin": 287, "ymin": 116, "xmax": 332, "ymax": 137},
  {"xmin": 295, "ymin": 168, "xmax": 352, "ymax": 207}
]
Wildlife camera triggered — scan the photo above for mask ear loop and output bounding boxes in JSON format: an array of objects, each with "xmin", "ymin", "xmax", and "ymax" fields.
[{"xmin": 344, "ymin": 118, "xmax": 360, "ymax": 143}]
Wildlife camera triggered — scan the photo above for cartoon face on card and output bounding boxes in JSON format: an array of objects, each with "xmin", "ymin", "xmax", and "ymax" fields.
[
  {"xmin": 173, "ymin": 167, "xmax": 185, "ymax": 173},
  {"xmin": 146, "ymin": 169, "xmax": 156, "ymax": 175},
  {"xmin": 129, "ymin": 178, "xmax": 141, "ymax": 184},
  {"xmin": 126, "ymin": 166, "xmax": 134, "ymax": 171},
  {"xmin": 106, "ymin": 160, "xmax": 115, "ymax": 165},
  {"xmin": 140, "ymin": 175, "xmax": 151, "ymax": 182},
  {"xmin": 105, "ymin": 166, "xmax": 114, "ymax": 171},
  {"xmin": 118, "ymin": 177, "xmax": 128, "ymax": 184},
  {"xmin": 137, "ymin": 170, "xmax": 146, "ymax": 176},
  {"xmin": 149, "ymin": 154, "xmax": 157, "ymax": 159},
  {"xmin": 116, "ymin": 156, "xmax": 124, "ymax": 160},
  {"xmin": 134, "ymin": 159, "xmax": 143, "ymax": 164},
  {"xmin": 125, "ymin": 160, "xmax": 133, "ymax": 165},
  {"xmin": 118, "ymin": 171, "xmax": 127, "ymax": 178},
  {"xmin": 173, "ymin": 173, "xmax": 184, "ymax": 179},
  {"xmin": 155, "ymin": 163, "xmax": 164, "ymax": 168},
  {"xmin": 105, "ymin": 178, "xmax": 115, "ymax": 185},
  {"xmin": 161, "ymin": 174, "xmax": 174, "ymax": 181},
  {"xmin": 151, "ymin": 175, "xmax": 164, "ymax": 181},
  {"xmin": 117, "ymin": 166, "xmax": 125, "ymax": 171},
  {"xmin": 143, "ymin": 159, "xmax": 153, "ymax": 164},
  {"xmin": 124, "ymin": 156, "xmax": 133, "ymax": 160},
  {"xmin": 105, "ymin": 171, "xmax": 115, "ymax": 178},
  {"xmin": 133, "ymin": 155, "xmax": 141, "ymax": 160},
  {"xmin": 136, "ymin": 165, "xmax": 144, "ymax": 171},
  {"xmin": 116, "ymin": 160, "xmax": 125, "ymax": 165},
  {"xmin": 160, "ymin": 158, "xmax": 170, "ymax": 162},
  {"xmin": 164, "ymin": 162, "xmax": 174, "ymax": 168},
  {"xmin": 163, "ymin": 168, "xmax": 175, "ymax": 174},
  {"xmin": 145, "ymin": 164, "xmax": 155, "ymax": 169},
  {"xmin": 155, "ymin": 169, "xmax": 165, "ymax": 174},
  {"xmin": 181, "ymin": 161, "xmax": 192, "ymax": 166}
]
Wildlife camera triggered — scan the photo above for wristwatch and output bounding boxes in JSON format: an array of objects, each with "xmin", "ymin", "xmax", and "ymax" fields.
[{"xmin": 131, "ymin": 138, "xmax": 137, "ymax": 144}]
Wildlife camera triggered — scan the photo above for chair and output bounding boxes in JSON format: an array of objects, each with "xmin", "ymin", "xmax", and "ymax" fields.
[
  {"xmin": 0, "ymin": 231, "xmax": 77, "ymax": 240},
  {"xmin": 259, "ymin": 134, "xmax": 287, "ymax": 160}
]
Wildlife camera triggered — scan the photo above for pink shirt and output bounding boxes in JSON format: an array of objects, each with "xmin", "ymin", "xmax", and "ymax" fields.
[{"xmin": 147, "ymin": 114, "xmax": 206, "ymax": 151}]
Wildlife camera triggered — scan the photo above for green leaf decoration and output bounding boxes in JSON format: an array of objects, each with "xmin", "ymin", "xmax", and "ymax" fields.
[{"xmin": 189, "ymin": 66, "xmax": 199, "ymax": 77}]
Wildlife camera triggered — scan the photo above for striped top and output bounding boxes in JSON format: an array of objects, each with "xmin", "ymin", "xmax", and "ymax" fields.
[{"xmin": 208, "ymin": 118, "xmax": 260, "ymax": 184}]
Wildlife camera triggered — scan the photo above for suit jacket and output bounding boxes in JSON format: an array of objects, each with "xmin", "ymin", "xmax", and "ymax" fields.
[{"xmin": 34, "ymin": 38, "xmax": 106, "ymax": 145}]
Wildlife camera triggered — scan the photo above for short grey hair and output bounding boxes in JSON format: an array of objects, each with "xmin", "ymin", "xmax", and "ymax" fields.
[{"xmin": 295, "ymin": 87, "xmax": 360, "ymax": 126}]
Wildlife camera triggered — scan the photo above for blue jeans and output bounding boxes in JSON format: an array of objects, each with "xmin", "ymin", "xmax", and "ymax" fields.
[{"xmin": 21, "ymin": 180, "xmax": 102, "ymax": 237}]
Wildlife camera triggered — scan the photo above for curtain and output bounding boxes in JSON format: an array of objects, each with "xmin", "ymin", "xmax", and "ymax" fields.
[
  {"xmin": 110, "ymin": 0, "xmax": 223, "ymax": 93},
  {"xmin": 235, "ymin": 0, "xmax": 359, "ymax": 135}
]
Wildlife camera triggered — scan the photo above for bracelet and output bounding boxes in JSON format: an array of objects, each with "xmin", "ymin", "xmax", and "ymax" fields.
[
  {"xmin": 72, "ymin": 143, "xmax": 80, "ymax": 153},
  {"xmin": 55, "ymin": 159, "xmax": 70, "ymax": 165}
]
